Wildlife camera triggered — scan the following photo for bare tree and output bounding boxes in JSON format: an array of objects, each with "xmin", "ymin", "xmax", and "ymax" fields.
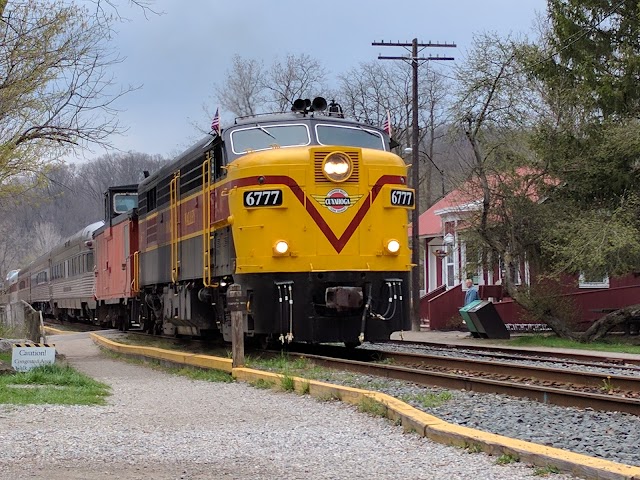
[
  {"xmin": 214, "ymin": 55, "xmax": 266, "ymax": 117},
  {"xmin": 0, "ymin": 215, "xmax": 30, "ymax": 280},
  {"xmin": 31, "ymin": 222, "xmax": 63, "ymax": 259},
  {"xmin": 338, "ymin": 61, "xmax": 451, "ymax": 208},
  {"xmin": 264, "ymin": 53, "xmax": 327, "ymax": 112},
  {"xmin": 78, "ymin": 151, "xmax": 167, "ymax": 208},
  {"xmin": 451, "ymin": 33, "xmax": 542, "ymax": 292},
  {"xmin": 0, "ymin": 1, "xmax": 158, "ymax": 19},
  {"xmin": 211, "ymin": 53, "xmax": 328, "ymax": 120}
]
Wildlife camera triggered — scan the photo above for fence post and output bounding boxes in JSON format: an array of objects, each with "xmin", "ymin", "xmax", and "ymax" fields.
[
  {"xmin": 226, "ymin": 284, "xmax": 245, "ymax": 368},
  {"xmin": 39, "ymin": 311, "xmax": 47, "ymax": 344}
]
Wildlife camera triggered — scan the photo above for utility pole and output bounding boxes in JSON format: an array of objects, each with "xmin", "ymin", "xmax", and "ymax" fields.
[{"xmin": 372, "ymin": 38, "xmax": 455, "ymax": 332}]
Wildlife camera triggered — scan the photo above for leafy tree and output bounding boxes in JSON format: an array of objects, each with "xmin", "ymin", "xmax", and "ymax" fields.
[
  {"xmin": 542, "ymin": 0, "xmax": 640, "ymax": 119},
  {"xmin": 522, "ymin": 1, "xmax": 640, "ymax": 340},
  {"xmin": 0, "ymin": 0, "xmax": 136, "ymax": 199}
]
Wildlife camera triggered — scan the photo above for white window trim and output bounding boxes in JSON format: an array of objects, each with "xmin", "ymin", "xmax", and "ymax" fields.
[
  {"xmin": 578, "ymin": 273, "xmax": 609, "ymax": 289},
  {"xmin": 230, "ymin": 123, "xmax": 311, "ymax": 154}
]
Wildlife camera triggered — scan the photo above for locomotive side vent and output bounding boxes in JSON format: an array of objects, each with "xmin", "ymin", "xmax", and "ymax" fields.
[{"xmin": 314, "ymin": 151, "xmax": 359, "ymax": 184}]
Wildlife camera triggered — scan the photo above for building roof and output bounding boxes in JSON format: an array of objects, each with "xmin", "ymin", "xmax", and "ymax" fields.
[
  {"xmin": 417, "ymin": 188, "xmax": 475, "ymax": 237},
  {"xmin": 417, "ymin": 168, "xmax": 556, "ymax": 238}
]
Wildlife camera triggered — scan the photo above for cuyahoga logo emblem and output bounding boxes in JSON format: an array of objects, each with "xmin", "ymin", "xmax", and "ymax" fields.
[{"xmin": 311, "ymin": 188, "xmax": 363, "ymax": 213}]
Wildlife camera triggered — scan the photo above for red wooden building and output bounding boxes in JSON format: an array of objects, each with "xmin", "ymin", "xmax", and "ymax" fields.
[{"xmin": 418, "ymin": 188, "xmax": 640, "ymax": 331}]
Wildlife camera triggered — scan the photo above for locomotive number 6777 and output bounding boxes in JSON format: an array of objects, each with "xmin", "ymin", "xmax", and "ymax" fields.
[{"xmin": 132, "ymin": 97, "xmax": 413, "ymax": 346}]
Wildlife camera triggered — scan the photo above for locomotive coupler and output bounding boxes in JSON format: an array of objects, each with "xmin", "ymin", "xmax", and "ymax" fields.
[{"xmin": 325, "ymin": 286, "xmax": 363, "ymax": 311}]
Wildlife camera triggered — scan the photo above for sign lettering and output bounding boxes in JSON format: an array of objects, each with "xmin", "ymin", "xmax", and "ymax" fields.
[
  {"xmin": 243, "ymin": 190, "xmax": 283, "ymax": 207},
  {"xmin": 11, "ymin": 344, "xmax": 56, "ymax": 372},
  {"xmin": 390, "ymin": 189, "xmax": 414, "ymax": 207}
]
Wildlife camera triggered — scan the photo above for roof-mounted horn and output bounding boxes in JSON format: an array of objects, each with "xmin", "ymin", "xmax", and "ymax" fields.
[{"xmin": 311, "ymin": 97, "xmax": 327, "ymax": 112}]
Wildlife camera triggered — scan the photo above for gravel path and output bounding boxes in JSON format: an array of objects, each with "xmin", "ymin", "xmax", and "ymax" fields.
[{"xmin": 0, "ymin": 332, "xmax": 576, "ymax": 480}]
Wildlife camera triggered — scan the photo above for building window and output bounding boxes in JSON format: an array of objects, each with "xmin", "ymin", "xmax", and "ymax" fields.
[{"xmin": 579, "ymin": 272, "xmax": 609, "ymax": 289}]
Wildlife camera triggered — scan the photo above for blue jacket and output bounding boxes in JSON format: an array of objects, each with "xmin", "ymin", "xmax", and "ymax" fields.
[{"xmin": 464, "ymin": 287, "xmax": 480, "ymax": 306}]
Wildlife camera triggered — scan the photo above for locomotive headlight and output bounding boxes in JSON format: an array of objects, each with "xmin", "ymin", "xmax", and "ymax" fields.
[
  {"xmin": 273, "ymin": 240, "xmax": 289, "ymax": 256},
  {"xmin": 322, "ymin": 152, "xmax": 352, "ymax": 182},
  {"xmin": 385, "ymin": 239, "xmax": 401, "ymax": 255}
]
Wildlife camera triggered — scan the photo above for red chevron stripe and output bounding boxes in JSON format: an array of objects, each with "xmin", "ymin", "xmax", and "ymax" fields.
[{"xmin": 214, "ymin": 175, "xmax": 406, "ymax": 253}]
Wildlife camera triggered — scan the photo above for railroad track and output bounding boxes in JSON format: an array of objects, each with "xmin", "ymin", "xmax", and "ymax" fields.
[
  {"xmin": 284, "ymin": 344, "xmax": 640, "ymax": 415},
  {"xmin": 385, "ymin": 339, "xmax": 640, "ymax": 367}
]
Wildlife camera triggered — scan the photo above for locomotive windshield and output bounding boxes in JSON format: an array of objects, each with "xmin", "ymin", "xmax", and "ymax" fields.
[
  {"xmin": 113, "ymin": 193, "xmax": 138, "ymax": 214},
  {"xmin": 316, "ymin": 124, "xmax": 386, "ymax": 151},
  {"xmin": 231, "ymin": 124, "xmax": 310, "ymax": 154}
]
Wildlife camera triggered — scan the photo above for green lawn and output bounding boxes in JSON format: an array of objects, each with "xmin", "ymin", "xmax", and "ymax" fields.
[
  {"xmin": 508, "ymin": 334, "xmax": 640, "ymax": 355},
  {"xmin": 0, "ymin": 353, "xmax": 110, "ymax": 405}
]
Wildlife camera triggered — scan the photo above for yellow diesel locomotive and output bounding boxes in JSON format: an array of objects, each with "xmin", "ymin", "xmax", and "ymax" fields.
[{"xmin": 137, "ymin": 98, "xmax": 413, "ymax": 346}]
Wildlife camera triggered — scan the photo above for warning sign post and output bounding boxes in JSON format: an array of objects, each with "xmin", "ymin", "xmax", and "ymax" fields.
[{"xmin": 11, "ymin": 344, "xmax": 56, "ymax": 372}]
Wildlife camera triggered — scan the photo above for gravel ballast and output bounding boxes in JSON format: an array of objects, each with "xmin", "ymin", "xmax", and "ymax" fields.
[{"xmin": 0, "ymin": 333, "xmax": 576, "ymax": 480}]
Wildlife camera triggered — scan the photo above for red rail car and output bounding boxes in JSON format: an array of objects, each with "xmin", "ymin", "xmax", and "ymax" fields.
[{"xmin": 93, "ymin": 185, "xmax": 140, "ymax": 329}]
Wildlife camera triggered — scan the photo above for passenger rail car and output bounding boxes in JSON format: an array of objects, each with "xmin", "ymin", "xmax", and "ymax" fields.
[
  {"xmin": 17, "ymin": 222, "xmax": 104, "ymax": 322},
  {"xmin": 137, "ymin": 97, "xmax": 413, "ymax": 345}
]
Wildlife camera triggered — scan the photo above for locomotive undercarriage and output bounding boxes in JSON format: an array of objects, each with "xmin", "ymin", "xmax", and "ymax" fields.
[
  {"xmin": 96, "ymin": 299, "xmax": 141, "ymax": 330},
  {"xmin": 133, "ymin": 265, "xmax": 409, "ymax": 345},
  {"xmin": 234, "ymin": 271, "xmax": 411, "ymax": 345},
  {"xmin": 141, "ymin": 282, "xmax": 224, "ymax": 338}
]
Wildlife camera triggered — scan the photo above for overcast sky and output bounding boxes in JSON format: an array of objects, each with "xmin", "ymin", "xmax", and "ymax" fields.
[{"xmin": 92, "ymin": 0, "xmax": 547, "ymax": 161}]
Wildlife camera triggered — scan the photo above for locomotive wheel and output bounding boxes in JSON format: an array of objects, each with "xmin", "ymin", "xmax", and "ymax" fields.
[
  {"xmin": 142, "ymin": 317, "xmax": 153, "ymax": 334},
  {"xmin": 258, "ymin": 335, "xmax": 275, "ymax": 350}
]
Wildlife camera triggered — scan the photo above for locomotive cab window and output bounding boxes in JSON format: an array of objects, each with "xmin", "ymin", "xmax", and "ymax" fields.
[
  {"xmin": 316, "ymin": 124, "xmax": 386, "ymax": 151},
  {"xmin": 213, "ymin": 142, "xmax": 225, "ymax": 179},
  {"xmin": 231, "ymin": 124, "xmax": 310, "ymax": 154},
  {"xmin": 113, "ymin": 193, "xmax": 138, "ymax": 214}
]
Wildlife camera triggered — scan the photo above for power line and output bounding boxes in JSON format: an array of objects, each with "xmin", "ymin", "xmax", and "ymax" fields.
[{"xmin": 373, "ymin": 38, "xmax": 455, "ymax": 333}]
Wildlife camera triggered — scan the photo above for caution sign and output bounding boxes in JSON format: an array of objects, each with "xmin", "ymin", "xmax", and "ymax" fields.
[{"xmin": 11, "ymin": 343, "xmax": 56, "ymax": 372}]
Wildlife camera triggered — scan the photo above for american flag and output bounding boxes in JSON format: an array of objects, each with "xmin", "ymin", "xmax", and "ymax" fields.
[
  {"xmin": 211, "ymin": 108, "xmax": 220, "ymax": 135},
  {"xmin": 382, "ymin": 110, "xmax": 392, "ymax": 136}
]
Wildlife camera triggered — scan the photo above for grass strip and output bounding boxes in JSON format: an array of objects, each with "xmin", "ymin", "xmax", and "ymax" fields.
[{"xmin": 0, "ymin": 364, "xmax": 110, "ymax": 406}]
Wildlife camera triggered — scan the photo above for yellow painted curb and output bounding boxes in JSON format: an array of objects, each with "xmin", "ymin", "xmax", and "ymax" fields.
[
  {"xmin": 43, "ymin": 326, "xmax": 74, "ymax": 335},
  {"xmin": 89, "ymin": 333, "xmax": 232, "ymax": 373},
  {"xmin": 93, "ymin": 334, "xmax": 640, "ymax": 480}
]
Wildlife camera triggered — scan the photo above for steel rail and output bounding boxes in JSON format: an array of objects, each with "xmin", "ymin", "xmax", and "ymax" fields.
[
  {"xmin": 386, "ymin": 340, "xmax": 640, "ymax": 367},
  {"xmin": 288, "ymin": 343, "xmax": 640, "ymax": 393},
  {"xmin": 376, "ymin": 350, "xmax": 640, "ymax": 393},
  {"xmin": 298, "ymin": 353, "xmax": 640, "ymax": 416}
]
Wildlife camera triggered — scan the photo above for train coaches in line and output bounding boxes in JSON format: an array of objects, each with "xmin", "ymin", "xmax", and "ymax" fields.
[
  {"xmin": 135, "ymin": 97, "xmax": 413, "ymax": 346},
  {"xmin": 26, "ymin": 250, "xmax": 52, "ymax": 315},
  {"xmin": 4, "ymin": 221, "xmax": 103, "ymax": 322}
]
